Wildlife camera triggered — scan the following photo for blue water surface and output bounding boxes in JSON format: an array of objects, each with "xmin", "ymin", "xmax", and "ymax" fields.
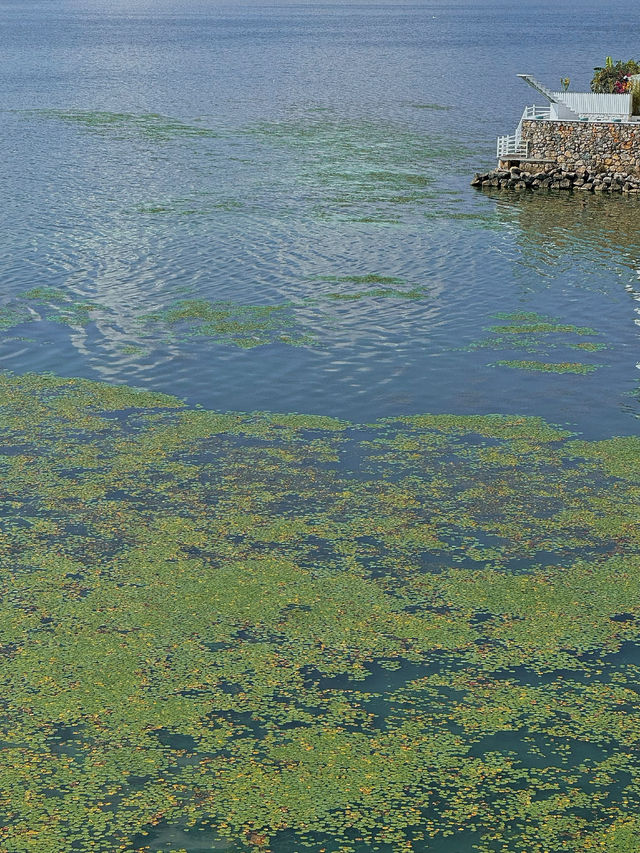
[{"xmin": 0, "ymin": 0, "xmax": 638, "ymax": 436}]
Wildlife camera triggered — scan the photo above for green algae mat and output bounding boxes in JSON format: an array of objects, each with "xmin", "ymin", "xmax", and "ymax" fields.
[
  {"xmin": 465, "ymin": 314, "xmax": 605, "ymax": 376},
  {"xmin": 1, "ymin": 372, "xmax": 640, "ymax": 853}
]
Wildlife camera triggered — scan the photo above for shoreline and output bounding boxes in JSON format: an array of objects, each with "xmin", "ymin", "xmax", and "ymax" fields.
[{"xmin": 472, "ymin": 164, "xmax": 640, "ymax": 193}]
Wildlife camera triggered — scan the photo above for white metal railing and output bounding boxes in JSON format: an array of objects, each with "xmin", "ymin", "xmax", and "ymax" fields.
[
  {"xmin": 496, "ymin": 104, "xmax": 547, "ymax": 158},
  {"xmin": 522, "ymin": 104, "xmax": 551, "ymax": 120},
  {"xmin": 497, "ymin": 134, "xmax": 529, "ymax": 158}
]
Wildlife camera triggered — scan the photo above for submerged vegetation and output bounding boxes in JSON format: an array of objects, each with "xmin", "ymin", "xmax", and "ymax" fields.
[
  {"xmin": 325, "ymin": 287, "xmax": 426, "ymax": 300},
  {"xmin": 0, "ymin": 283, "xmax": 431, "ymax": 352},
  {"xmin": 248, "ymin": 115, "xmax": 470, "ymax": 223},
  {"xmin": 141, "ymin": 299, "xmax": 315, "ymax": 349},
  {"xmin": 0, "ymin": 288, "xmax": 99, "ymax": 331},
  {"xmin": 31, "ymin": 109, "xmax": 218, "ymax": 141},
  {"xmin": 316, "ymin": 275, "xmax": 406, "ymax": 285},
  {"xmin": 1, "ymin": 371, "xmax": 639, "ymax": 853},
  {"xmin": 307, "ymin": 274, "xmax": 431, "ymax": 301}
]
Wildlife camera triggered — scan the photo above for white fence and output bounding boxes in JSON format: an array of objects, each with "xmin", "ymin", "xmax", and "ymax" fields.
[
  {"xmin": 496, "ymin": 104, "xmax": 549, "ymax": 158},
  {"xmin": 550, "ymin": 91, "xmax": 631, "ymax": 121},
  {"xmin": 496, "ymin": 134, "xmax": 528, "ymax": 158},
  {"xmin": 522, "ymin": 104, "xmax": 551, "ymax": 120}
]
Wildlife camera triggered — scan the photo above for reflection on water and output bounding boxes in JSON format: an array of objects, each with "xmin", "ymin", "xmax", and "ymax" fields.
[{"xmin": 491, "ymin": 190, "xmax": 640, "ymax": 280}]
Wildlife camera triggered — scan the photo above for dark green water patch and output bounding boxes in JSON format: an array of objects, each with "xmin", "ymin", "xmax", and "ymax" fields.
[
  {"xmin": 314, "ymin": 275, "xmax": 405, "ymax": 285},
  {"xmin": 134, "ymin": 198, "xmax": 245, "ymax": 217},
  {"xmin": 406, "ymin": 102, "xmax": 453, "ymax": 111},
  {"xmin": 248, "ymin": 116, "xmax": 470, "ymax": 223},
  {"xmin": 31, "ymin": 109, "xmax": 218, "ymax": 141},
  {"xmin": 0, "ymin": 371, "xmax": 639, "ymax": 853},
  {"xmin": 307, "ymin": 274, "xmax": 430, "ymax": 301},
  {"xmin": 0, "ymin": 290, "xmax": 102, "ymax": 333}
]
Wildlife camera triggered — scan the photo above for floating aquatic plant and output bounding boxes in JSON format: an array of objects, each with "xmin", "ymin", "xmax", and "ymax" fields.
[
  {"xmin": 568, "ymin": 341, "xmax": 607, "ymax": 352},
  {"xmin": 407, "ymin": 102, "xmax": 452, "ymax": 111},
  {"xmin": 0, "ymin": 285, "xmax": 431, "ymax": 355},
  {"xmin": 325, "ymin": 287, "xmax": 427, "ymax": 301},
  {"xmin": 134, "ymin": 198, "xmax": 244, "ymax": 216},
  {"xmin": 0, "ymin": 371, "xmax": 639, "ymax": 852},
  {"xmin": 0, "ymin": 305, "xmax": 32, "ymax": 331},
  {"xmin": 22, "ymin": 287, "xmax": 67, "ymax": 303},
  {"xmin": 465, "ymin": 312, "xmax": 605, "ymax": 371},
  {"xmin": 490, "ymin": 322, "xmax": 598, "ymax": 336},
  {"xmin": 118, "ymin": 344, "xmax": 146, "ymax": 355},
  {"xmin": 141, "ymin": 299, "xmax": 315, "ymax": 349},
  {"xmin": 494, "ymin": 359, "xmax": 599, "ymax": 374}
]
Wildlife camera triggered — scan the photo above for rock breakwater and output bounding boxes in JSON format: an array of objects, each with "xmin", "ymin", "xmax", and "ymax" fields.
[{"xmin": 471, "ymin": 165, "xmax": 640, "ymax": 194}]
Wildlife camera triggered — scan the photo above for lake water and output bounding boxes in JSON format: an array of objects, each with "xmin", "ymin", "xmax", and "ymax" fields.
[
  {"xmin": 1, "ymin": 2, "xmax": 640, "ymax": 853},
  {"xmin": 1, "ymin": 0, "xmax": 639, "ymax": 436}
]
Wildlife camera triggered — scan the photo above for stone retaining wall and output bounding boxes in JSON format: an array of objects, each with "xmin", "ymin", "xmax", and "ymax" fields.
[
  {"xmin": 520, "ymin": 119, "xmax": 640, "ymax": 175},
  {"xmin": 471, "ymin": 165, "xmax": 640, "ymax": 193}
]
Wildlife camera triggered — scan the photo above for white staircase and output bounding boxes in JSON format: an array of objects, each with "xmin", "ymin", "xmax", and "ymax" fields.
[
  {"xmin": 496, "ymin": 102, "xmax": 553, "ymax": 159},
  {"xmin": 517, "ymin": 74, "xmax": 579, "ymax": 119}
]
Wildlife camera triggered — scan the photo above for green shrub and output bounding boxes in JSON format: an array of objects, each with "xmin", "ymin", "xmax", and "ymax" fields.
[
  {"xmin": 632, "ymin": 80, "xmax": 640, "ymax": 114},
  {"xmin": 591, "ymin": 57, "xmax": 640, "ymax": 94}
]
